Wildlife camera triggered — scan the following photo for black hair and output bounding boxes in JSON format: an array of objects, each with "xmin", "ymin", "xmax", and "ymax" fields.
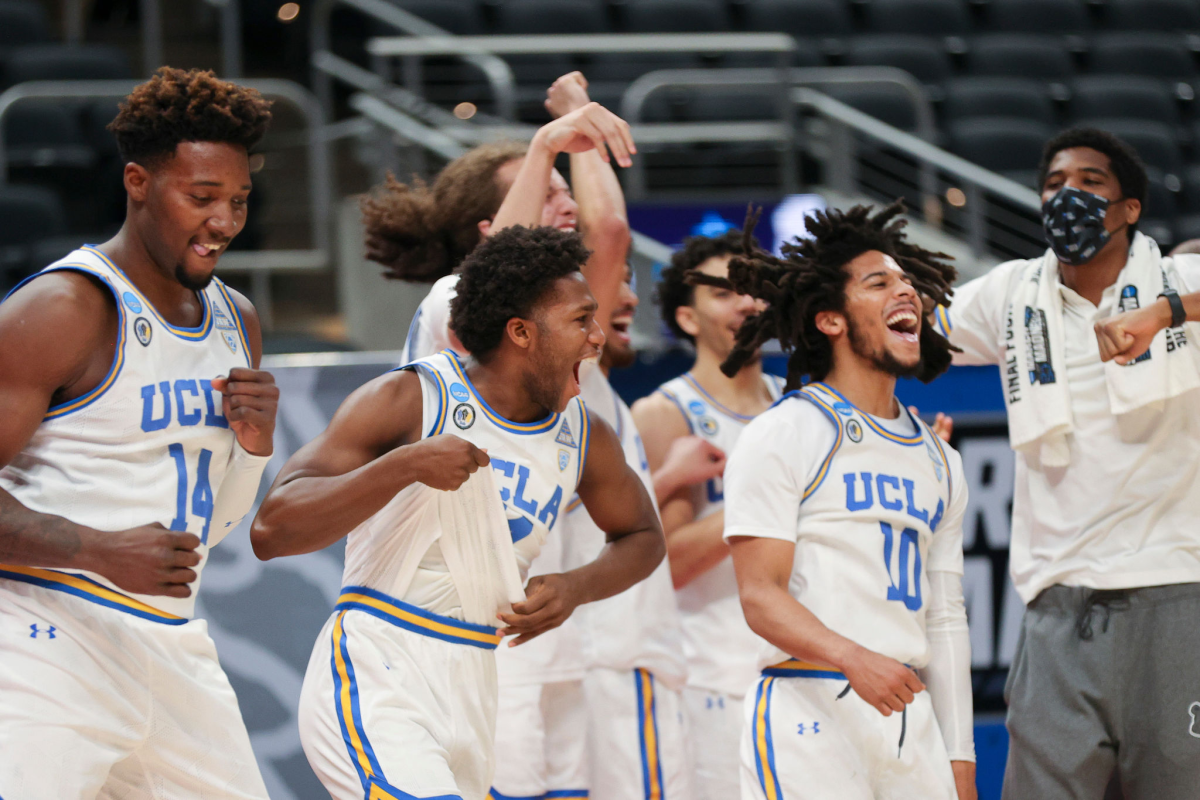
[
  {"xmin": 656, "ymin": 229, "xmax": 757, "ymax": 343},
  {"xmin": 709, "ymin": 202, "xmax": 958, "ymax": 389},
  {"xmin": 450, "ymin": 225, "xmax": 592, "ymax": 357},
  {"xmin": 1037, "ymin": 127, "xmax": 1148, "ymax": 232},
  {"xmin": 107, "ymin": 67, "xmax": 272, "ymax": 166}
]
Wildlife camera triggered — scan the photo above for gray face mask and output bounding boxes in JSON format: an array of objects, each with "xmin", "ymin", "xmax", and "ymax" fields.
[{"xmin": 1041, "ymin": 186, "xmax": 1124, "ymax": 265}]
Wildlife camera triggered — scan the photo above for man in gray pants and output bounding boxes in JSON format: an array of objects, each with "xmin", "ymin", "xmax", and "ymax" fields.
[{"xmin": 933, "ymin": 127, "xmax": 1200, "ymax": 798}]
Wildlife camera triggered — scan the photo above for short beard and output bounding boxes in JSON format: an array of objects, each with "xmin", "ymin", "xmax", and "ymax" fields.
[
  {"xmin": 601, "ymin": 343, "xmax": 636, "ymax": 370},
  {"xmin": 175, "ymin": 262, "xmax": 214, "ymax": 291},
  {"xmin": 846, "ymin": 315, "xmax": 921, "ymax": 379}
]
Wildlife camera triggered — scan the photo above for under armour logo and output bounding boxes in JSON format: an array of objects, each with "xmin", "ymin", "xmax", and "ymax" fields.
[
  {"xmin": 1189, "ymin": 702, "xmax": 1200, "ymax": 739},
  {"xmin": 29, "ymin": 624, "xmax": 56, "ymax": 639},
  {"xmin": 797, "ymin": 721, "xmax": 820, "ymax": 735}
]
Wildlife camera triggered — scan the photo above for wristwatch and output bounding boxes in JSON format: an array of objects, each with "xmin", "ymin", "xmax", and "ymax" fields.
[{"xmin": 1158, "ymin": 289, "xmax": 1186, "ymax": 329}]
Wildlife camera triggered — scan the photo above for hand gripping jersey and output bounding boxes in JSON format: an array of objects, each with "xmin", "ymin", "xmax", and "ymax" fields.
[
  {"xmin": 0, "ymin": 246, "xmax": 254, "ymax": 621},
  {"xmin": 340, "ymin": 350, "xmax": 591, "ymax": 607},
  {"xmin": 655, "ymin": 371, "xmax": 784, "ymax": 698},
  {"xmin": 725, "ymin": 382, "xmax": 966, "ymax": 672}
]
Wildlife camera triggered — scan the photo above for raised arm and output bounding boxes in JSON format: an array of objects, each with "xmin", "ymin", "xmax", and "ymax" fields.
[
  {"xmin": 249, "ymin": 370, "xmax": 489, "ymax": 559},
  {"xmin": 0, "ymin": 272, "xmax": 202, "ymax": 597},
  {"xmin": 497, "ymin": 410, "xmax": 664, "ymax": 644}
]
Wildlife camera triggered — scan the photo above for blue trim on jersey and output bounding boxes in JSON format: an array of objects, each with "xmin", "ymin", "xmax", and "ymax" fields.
[
  {"xmin": 335, "ymin": 585, "xmax": 502, "ymax": 649},
  {"xmin": 3, "ymin": 265, "xmax": 129, "ymax": 420},
  {"xmin": 213, "ymin": 279, "xmax": 253, "ymax": 367},
  {"xmin": 82, "ymin": 246, "xmax": 214, "ymax": 340},
  {"xmin": 752, "ymin": 677, "xmax": 785, "ymax": 800},
  {"xmin": 935, "ymin": 304, "xmax": 953, "ymax": 335},
  {"xmin": 793, "ymin": 389, "xmax": 844, "ymax": 502},
  {"xmin": 576, "ymin": 401, "xmax": 592, "ymax": 486},
  {"xmin": 762, "ymin": 659, "xmax": 847, "ymax": 680},
  {"xmin": 922, "ymin": 418, "xmax": 954, "ymax": 503},
  {"xmin": 443, "ymin": 351, "xmax": 559, "ymax": 434},
  {"xmin": 655, "ymin": 388, "xmax": 694, "ymax": 434},
  {"xmin": 810, "ymin": 383, "xmax": 924, "ymax": 446},
  {"xmin": 489, "ymin": 791, "xmax": 588, "ymax": 800},
  {"xmin": 0, "ymin": 566, "xmax": 187, "ymax": 624},
  {"xmin": 634, "ymin": 668, "xmax": 665, "ymax": 800},
  {"xmin": 330, "ymin": 610, "xmax": 384, "ymax": 793},
  {"xmin": 401, "ymin": 305, "xmax": 423, "ymax": 364},
  {"xmin": 565, "ymin": 494, "xmax": 584, "ymax": 514},
  {"xmin": 397, "ymin": 362, "xmax": 449, "ymax": 437},
  {"xmin": 681, "ymin": 373, "xmax": 756, "ymax": 422}
]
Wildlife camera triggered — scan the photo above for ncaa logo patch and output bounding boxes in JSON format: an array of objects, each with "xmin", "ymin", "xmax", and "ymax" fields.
[
  {"xmin": 449, "ymin": 382, "xmax": 470, "ymax": 402},
  {"xmin": 453, "ymin": 403, "xmax": 475, "ymax": 429},
  {"xmin": 688, "ymin": 400, "xmax": 706, "ymax": 415},
  {"xmin": 559, "ymin": 449, "xmax": 571, "ymax": 472},
  {"xmin": 122, "ymin": 292, "xmax": 143, "ymax": 313},
  {"xmin": 134, "ymin": 317, "xmax": 153, "ymax": 346},
  {"xmin": 846, "ymin": 418, "xmax": 863, "ymax": 443},
  {"xmin": 699, "ymin": 416, "xmax": 719, "ymax": 436},
  {"xmin": 833, "ymin": 402, "xmax": 854, "ymax": 417}
]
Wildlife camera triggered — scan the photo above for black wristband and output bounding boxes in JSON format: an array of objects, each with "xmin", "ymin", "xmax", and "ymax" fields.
[{"xmin": 1158, "ymin": 290, "xmax": 1186, "ymax": 329}]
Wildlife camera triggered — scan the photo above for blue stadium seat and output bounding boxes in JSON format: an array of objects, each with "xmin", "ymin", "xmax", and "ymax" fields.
[
  {"xmin": 1067, "ymin": 76, "xmax": 1180, "ymax": 125},
  {"xmin": 1087, "ymin": 34, "xmax": 1197, "ymax": 81},
  {"xmin": 965, "ymin": 34, "xmax": 1076, "ymax": 81},
  {"xmin": 846, "ymin": 35, "xmax": 955, "ymax": 85},
  {"xmin": 1102, "ymin": 0, "xmax": 1200, "ymax": 32},
  {"xmin": 942, "ymin": 78, "xmax": 1057, "ymax": 126},
  {"xmin": 984, "ymin": 0, "xmax": 1090, "ymax": 34},
  {"xmin": 863, "ymin": 0, "xmax": 972, "ymax": 36},
  {"xmin": 0, "ymin": 0, "xmax": 50, "ymax": 47},
  {"xmin": 2, "ymin": 44, "xmax": 132, "ymax": 89}
]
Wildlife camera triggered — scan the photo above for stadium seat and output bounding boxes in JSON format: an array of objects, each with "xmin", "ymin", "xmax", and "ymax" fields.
[
  {"xmin": 1142, "ymin": 168, "xmax": 1179, "ymax": 218},
  {"xmin": 1181, "ymin": 164, "xmax": 1200, "ymax": 213},
  {"xmin": 391, "ymin": 0, "xmax": 485, "ymax": 35},
  {"xmin": 964, "ymin": 34, "xmax": 1076, "ymax": 81},
  {"xmin": 826, "ymin": 83, "xmax": 924, "ymax": 132},
  {"xmin": 942, "ymin": 78, "xmax": 1057, "ymax": 126},
  {"xmin": 1102, "ymin": 0, "xmax": 1200, "ymax": 32},
  {"xmin": 742, "ymin": 0, "xmax": 854, "ymax": 37},
  {"xmin": 1139, "ymin": 217, "xmax": 1176, "ymax": 247},
  {"xmin": 2, "ymin": 102, "xmax": 93, "ymax": 169},
  {"xmin": 1067, "ymin": 76, "xmax": 1180, "ymax": 125},
  {"xmin": 946, "ymin": 118, "xmax": 1054, "ymax": 174},
  {"xmin": 984, "ymin": 0, "xmax": 1090, "ymax": 34},
  {"xmin": 620, "ymin": 0, "xmax": 730, "ymax": 32},
  {"xmin": 1072, "ymin": 118, "xmax": 1183, "ymax": 175},
  {"xmin": 1087, "ymin": 34, "xmax": 1197, "ymax": 81},
  {"xmin": 862, "ymin": 0, "xmax": 971, "ymax": 36},
  {"xmin": 846, "ymin": 35, "xmax": 954, "ymax": 85},
  {"xmin": 0, "ymin": 183, "xmax": 67, "ymax": 286},
  {"xmin": 496, "ymin": 0, "xmax": 609, "ymax": 34},
  {"xmin": 0, "ymin": 0, "xmax": 50, "ymax": 47},
  {"xmin": 2, "ymin": 44, "xmax": 133, "ymax": 89},
  {"xmin": 1174, "ymin": 212, "xmax": 1200, "ymax": 242}
]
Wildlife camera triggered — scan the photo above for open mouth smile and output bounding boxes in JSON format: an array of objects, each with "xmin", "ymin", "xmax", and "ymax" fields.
[{"xmin": 885, "ymin": 308, "xmax": 920, "ymax": 343}]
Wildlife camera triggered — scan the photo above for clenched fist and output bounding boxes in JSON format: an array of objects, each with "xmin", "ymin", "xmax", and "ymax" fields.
[
  {"xmin": 212, "ymin": 367, "xmax": 278, "ymax": 456},
  {"xmin": 82, "ymin": 523, "xmax": 202, "ymax": 598},
  {"xmin": 411, "ymin": 434, "xmax": 490, "ymax": 491}
]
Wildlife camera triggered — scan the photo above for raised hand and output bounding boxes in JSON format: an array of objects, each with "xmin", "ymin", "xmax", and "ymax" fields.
[
  {"xmin": 545, "ymin": 71, "xmax": 591, "ymax": 119},
  {"xmin": 662, "ymin": 435, "xmax": 726, "ymax": 488},
  {"xmin": 535, "ymin": 102, "xmax": 636, "ymax": 168},
  {"xmin": 85, "ymin": 523, "xmax": 202, "ymax": 598},
  {"xmin": 411, "ymin": 434, "xmax": 490, "ymax": 491},
  {"xmin": 212, "ymin": 367, "xmax": 279, "ymax": 456},
  {"xmin": 497, "ymin": 572, "xmax": 581, "ymax": 645},
  {"xmin": 841, "ymin": 645, "xmax": 926, "ymax": 716},
  {"xmin": 909, "ymin": 406, "xmax": 953, "ymax": 442}
]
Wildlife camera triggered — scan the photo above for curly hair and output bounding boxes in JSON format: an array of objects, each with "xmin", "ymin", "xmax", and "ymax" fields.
[
  {"xmin": 107, "ymin": 67, "xmax": 272, "ymax": 166},
  {"xmin": 360, "ymin": 140, "xmax": 529, "ymax": 283},
  {"xmin": 1036, "ymin": 127, "xmax": 1148, "ymax": 233},
  {"xmin": 710, "ymin": 202, "xmax": 958, "ymax": 389},
  {"xmin": 656, "ymin": 229, "xmax": 757, "ymax": 343},
  {"xmin": 450, "ymin": 225, "xmax": 592, "ymax": 358}
]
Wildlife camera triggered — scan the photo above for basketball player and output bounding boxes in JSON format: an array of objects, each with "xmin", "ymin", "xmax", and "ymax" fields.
[
  {"xmin": 0, "ymin": 68, "xmax": 277, "ymax": 798},
  {"xmin": 721, "ymin": 205, "xmax": 976, "ymax": 799},
  {"xmin": 630, "ymin": 230, "xmax": 784, "ymax": 800},
  {"xmin": 251, "ymin": 226, "xmax": 665, "ymax": 800}
]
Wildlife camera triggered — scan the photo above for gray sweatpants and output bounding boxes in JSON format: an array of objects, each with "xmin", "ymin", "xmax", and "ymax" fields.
[{"xmin": 1002, "ymin": 582, "xmax": 1200, "ymax": 800}]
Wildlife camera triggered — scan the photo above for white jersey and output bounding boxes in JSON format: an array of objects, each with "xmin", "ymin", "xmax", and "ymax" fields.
[
  {"xmin": 724, "ymin": 382, "xmax": 967, "ymax": 671},
  {"xmin": 401, "ymin": 274, "xmax": 462, "ymax": 363},
  {"xmin": 341, "ymin": 350, "xmax": 590, "ymax": 618},
  {"xmin": 563, "ymin": 361, "xmax": 688, "ymax": 688},
  {"xmin": 656, "ymin": 371, "xmax": 784, "ymax": 697},
  {"xmin": 0, "ymin": 246, "xmax": 253, "ymax": 620}
]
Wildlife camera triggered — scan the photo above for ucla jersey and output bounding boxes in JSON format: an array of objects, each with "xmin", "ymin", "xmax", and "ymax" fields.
[
  {"xmin": 724, "ymin": 382, "xmax": 966, "ymax": 671},
  {"xmin": 0, "ymin": 246, "xmax": 253, "ymax": 621},
  {"xmin": 340, "ymin": 350, "xmax": 590, "ymax": 608},
  {"xmin": 655, "ymin": 371, "xmax": 784, "ymax": 697}
]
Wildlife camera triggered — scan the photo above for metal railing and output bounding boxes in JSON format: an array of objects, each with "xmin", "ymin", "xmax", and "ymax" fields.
[{"xmin": 0, "ymin": 78, "xmax": 333, "ymax": 320}]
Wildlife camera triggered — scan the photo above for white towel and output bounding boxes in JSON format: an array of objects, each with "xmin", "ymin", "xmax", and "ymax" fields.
[
  {"xmin": 436, "ymin": 465, "xmax": 527, "ymax": 627},
  {"xmin": 1004, "ymin": 233, "xmax": 1200, "ymax": 466}
]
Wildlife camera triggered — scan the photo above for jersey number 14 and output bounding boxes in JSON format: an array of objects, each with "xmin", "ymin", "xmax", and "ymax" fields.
[
  {"xmin": 880, "ymin": 522, "xmax": 922, "ymax": 611},
  {"xmin": 168, "ymin": 443, "xmax": 214, "ymax": 544}
]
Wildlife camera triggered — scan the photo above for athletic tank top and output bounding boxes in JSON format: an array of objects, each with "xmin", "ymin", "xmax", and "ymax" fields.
[{"xmin": 0, "ymin": 246, "xmax": 253, "ymax": 619}]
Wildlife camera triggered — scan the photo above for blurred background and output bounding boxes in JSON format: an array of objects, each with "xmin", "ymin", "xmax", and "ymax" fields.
[{"xmin": 5, "ymin": 0, "xmax": 1195, "ymax": 796}]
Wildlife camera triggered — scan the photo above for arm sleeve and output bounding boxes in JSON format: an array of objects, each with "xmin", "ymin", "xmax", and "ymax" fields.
[
  {"xmin": 921, "ymin": 449, "xmax": 974, "ymax": 762},
  {"xmin": 934, "ymin": 262, "xmax": 1019, "ymax": 366},
  {"xmin": 722, "ymin": 412, "xmax": 807, "ymax": 543},
  {"xmin": 207, "ymin": 442, "xmax": 273, "ymax": 548}
]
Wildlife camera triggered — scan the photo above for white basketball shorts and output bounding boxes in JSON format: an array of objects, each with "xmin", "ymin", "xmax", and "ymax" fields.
[
  {"xmin": 490, "ymin": 680, "xmax": 589, "ymax": 800},
  {"xmin": 683, "ymin": 686, "xmax": 744, "ymax": 800},
  {"xmin": 0, "ymin": 571, "xmax": 269, "ymax": 799},
  {"xmin": 583, "ymin": 667, "xmax": 692, "ymax": 800},
  {"xmin": 299, "ymin": 586, "xmax": 501, "ymax": 800},
  {"xmin": 741, "ymin": 661, "xmax": 956, "ymax": 800}
]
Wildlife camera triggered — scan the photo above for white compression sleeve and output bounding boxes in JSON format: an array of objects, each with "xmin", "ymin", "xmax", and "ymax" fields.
[
  {"xmin": 921, "ymin": 569, "xmax": 976, "ymax": 762},
  {"xmin": 207, "ymin": 442, "xmax": 273, "ymax": 548}
]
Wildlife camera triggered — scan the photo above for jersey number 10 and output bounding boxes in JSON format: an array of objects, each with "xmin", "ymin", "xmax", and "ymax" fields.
[
  {"xmin": 880, "ymin": 522, "xmax": 922, "ymax": 611},
  {"xmin": 168, "ymin": 443, "xmax": 215, "ymax": 544}
]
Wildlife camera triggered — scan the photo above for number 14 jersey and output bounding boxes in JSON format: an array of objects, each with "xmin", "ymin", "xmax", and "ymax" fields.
[{"xmin": 723, "ymin": 382, "xmax": 967, "ymax": 671}]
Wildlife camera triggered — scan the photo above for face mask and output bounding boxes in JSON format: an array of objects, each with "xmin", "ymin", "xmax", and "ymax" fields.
[{"xmin": 1041, "ymin": 186, "xmax": 1122, "ymax": 265}]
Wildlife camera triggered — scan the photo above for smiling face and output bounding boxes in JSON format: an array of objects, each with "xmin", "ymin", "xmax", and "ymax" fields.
[
  {"xmin": 521, "ymin": 272, "xmax": 606, "ymax": 412},
  {"xmin": 493, "ymin": 158, "xmax": 579, "ymax": 232},
  {"xmin": 128, "ymin": 141, "xmax": 251, "ymax": 290},
  {"xmin": 675, "ymin": 254, "xmax": 765, "ymax": 361},
  {"xmin": 818, "ymin": 250, "xmax": 923, "ymax": 378},
  {"xmin": 601, "ymin": 263, "xmax": 639, "ymax": 370}
]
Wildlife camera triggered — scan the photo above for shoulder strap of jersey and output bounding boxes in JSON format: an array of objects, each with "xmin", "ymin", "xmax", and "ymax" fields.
[
  {"xmin": 208, "ymin": 278, "xmax": 253, "ymax": 367},
  {"xmin": 913, "ymin": 411, "xmax": 954, "ymax": 509},
  {"xmin": 764, "ymin": 372, "xmax": 786, "ymax": 401},
  {"xmin": 653, "ymin": 383, "xmax": 695, "ymax": 434},
  {"xmin": 395, "ymin": 355, "xmax": 451, "ymax": 439},
  {"xmin": 793, "ymin": 385, "xmax": 845, "ymax": 502},
  {"xmin": 574, "ymin": 396, "xmax": 593, "ymax": 490}
]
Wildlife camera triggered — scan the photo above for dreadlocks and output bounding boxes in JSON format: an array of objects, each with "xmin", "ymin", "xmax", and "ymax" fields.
[{"xmin": 703, "ymin": 201, "xmax": 958, "ymax": 390}]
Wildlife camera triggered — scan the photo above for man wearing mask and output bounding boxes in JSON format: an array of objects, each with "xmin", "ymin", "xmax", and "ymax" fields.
[{"xmin": 933, "ymin": 128, "xmax": 1200, "ymax": 798}]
